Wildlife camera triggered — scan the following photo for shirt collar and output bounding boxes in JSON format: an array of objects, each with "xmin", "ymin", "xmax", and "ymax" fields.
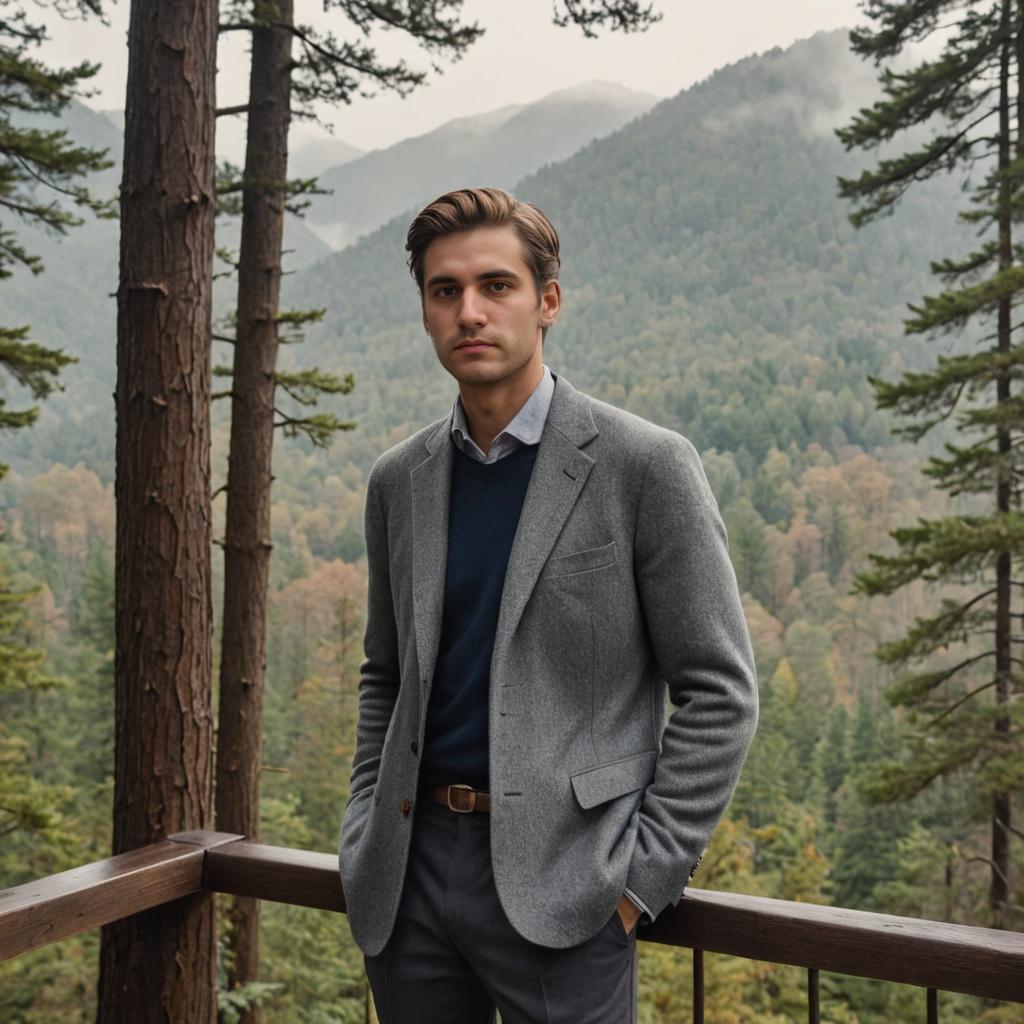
[{"xmin": 450, "ymin": 364, "xmax": 554, "ymax": 455}]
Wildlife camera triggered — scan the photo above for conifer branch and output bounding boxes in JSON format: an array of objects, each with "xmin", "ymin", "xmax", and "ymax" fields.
[
  {"xmin": 884, "ymin": 649, "xmax": 997, "ymax": 705},
  {"xmin": 840, "ymin": 107, "xmax": 1000, "ymax": 225},
  {"xmin": 926, "ymin": 679, "xmax": 998, "ymax": 726}
]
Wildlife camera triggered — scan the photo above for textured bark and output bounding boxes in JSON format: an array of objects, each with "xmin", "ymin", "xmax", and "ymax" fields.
[
  {"xmin": 215, "ymin": 3, "xmax": 293, "ymax": 1017},
  {"xmin": 98, "ymin": 0, "xmax": 219, "ymax": 1020}
]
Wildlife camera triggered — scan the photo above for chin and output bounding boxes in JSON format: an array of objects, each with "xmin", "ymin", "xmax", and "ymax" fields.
[
  {"xmin": 453, "ymin": 367, "xmax": 508, "ymax": 386},
  {"xmin": 444, "ymin": 355, "xmax": 504, "ymax": 378}
]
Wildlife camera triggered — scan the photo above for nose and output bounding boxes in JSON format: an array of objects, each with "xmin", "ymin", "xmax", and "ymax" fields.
[{"xmin": 456, "ymin": 288, "xmax": 487, "ymax": 329}]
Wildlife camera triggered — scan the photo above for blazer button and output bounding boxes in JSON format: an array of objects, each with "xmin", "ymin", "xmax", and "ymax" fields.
[
  {"xmin": 410, "ymin": 740, "xmax": 419, "ymax": 755},
  {"xmin": 401, "ymin": 799, "xmax": 412, "ymax": 817}
]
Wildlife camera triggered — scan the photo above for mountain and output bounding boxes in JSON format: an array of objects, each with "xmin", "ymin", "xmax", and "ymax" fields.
[
  {"xmin": 289, "ymin": 133, "xmax": 365, "ymax": 181},
  {"xmin": 303, "ymin": 81, "xmax": 660, "ymax": 249},
  {"xmin": 0, "ymin": 34, "xmax": 971, "ymax": 494},
  {"xmin": 272, "ymin": 29, "xmax": 969, "ymax": 481}
]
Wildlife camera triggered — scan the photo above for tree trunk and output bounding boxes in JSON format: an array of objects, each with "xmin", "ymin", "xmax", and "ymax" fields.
[
  {"xmin": 98, "ymin": 0, "xmax": 219, "ymax": 1020},
  {"xmin": 215, "ymin": 3, "xmax": 293, "ymax": 1017},
  {"xmin": 992, "ymin": 0, "xmax": 1013, "ymax": 930}
]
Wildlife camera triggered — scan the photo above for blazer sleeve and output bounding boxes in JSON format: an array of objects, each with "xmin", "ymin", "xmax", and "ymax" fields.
[
  {"xmin": 345, "ymin": 460, "xmax": 402, "ymax": 810},
  {"xmin": 625, "ymin": 432, "xmax": 758, "ymax": 921}
]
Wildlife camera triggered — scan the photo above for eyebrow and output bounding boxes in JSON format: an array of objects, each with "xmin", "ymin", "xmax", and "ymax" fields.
[{"xmin": 425, "ymin": 268, "xmax": 524, "ymax": 289}]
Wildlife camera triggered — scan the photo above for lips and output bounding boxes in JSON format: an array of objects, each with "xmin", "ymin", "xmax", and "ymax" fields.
[{"xmin": 455, "ymin": 339, "xmax": 495, "ymax": 351}]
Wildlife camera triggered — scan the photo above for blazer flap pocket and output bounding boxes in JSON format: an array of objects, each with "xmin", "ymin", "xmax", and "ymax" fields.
[
  {"xmin": 542, "ymin": 541, "xmax": 616, "ymax": 580},
  {"xmin": 570, "ymin": 749, "xmax": 657, "ymax": 810}
]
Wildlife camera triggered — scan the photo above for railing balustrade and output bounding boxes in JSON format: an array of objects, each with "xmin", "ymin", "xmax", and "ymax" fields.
[{"xmin": 3, "ymin": 830, "xmax": 1023, "ymax": 1021}]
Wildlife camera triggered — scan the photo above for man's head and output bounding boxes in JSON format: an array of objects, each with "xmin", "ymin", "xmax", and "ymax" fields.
[
  {"xmin": 407, "ymin": 188, "xmax": 561, "ymax": 395},
  {"xmin": 406, "ymin": 187, "xmax": 560, "ymax": 304}
]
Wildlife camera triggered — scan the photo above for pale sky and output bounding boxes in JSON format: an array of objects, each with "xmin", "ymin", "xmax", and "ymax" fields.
[{"xmin": 40, "ymin": 0, "xmax": 868, "ymax": 160}]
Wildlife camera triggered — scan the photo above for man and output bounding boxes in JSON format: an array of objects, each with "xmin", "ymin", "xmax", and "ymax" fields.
[{"xmin": 339, "ymin": 187, "xmax": 758, "ymax": 1023}]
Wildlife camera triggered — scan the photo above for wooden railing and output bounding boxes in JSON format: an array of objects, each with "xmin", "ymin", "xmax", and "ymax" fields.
[{"xmin": 3, "ymin": 830, "xmax": 1023, "ymax": 1022}]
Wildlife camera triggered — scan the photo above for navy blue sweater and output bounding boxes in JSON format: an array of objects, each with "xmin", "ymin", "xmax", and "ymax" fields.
[{"xmin": 420, "ymin": 441, "xmax": 539, "ymax": 790}]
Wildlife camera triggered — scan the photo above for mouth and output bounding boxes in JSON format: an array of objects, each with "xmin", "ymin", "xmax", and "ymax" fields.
[{"xmin": 455, "ymin": 339, "xmax": 495, "ymax": 352}]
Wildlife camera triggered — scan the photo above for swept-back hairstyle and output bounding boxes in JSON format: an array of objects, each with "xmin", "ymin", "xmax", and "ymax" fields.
[{"xmin": 405, "ymin": 187, "xmax": 560, "ymax": 295}]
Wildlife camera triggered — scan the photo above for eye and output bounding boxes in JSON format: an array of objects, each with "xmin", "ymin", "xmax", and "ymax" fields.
[
  {"xmin": 489, "ymin": 281, "xmax": 510, "ymax": 293},
  {"xmin": 434, "ymin": 286, "xmax": 458, "ymax": 298}
]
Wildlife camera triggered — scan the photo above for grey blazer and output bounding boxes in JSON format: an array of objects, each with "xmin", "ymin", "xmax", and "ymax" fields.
[{"xmin": 339, "ymin": 373, "xmax": 758, "ymax": 955}]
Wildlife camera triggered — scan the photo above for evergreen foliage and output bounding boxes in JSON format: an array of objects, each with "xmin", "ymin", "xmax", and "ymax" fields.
[
  {"xmin": 0, "ymin": 9, "xmax": 113, "ymax": 1012},
  {"xmin": 0, "ymin": 1, "xmax": 112, "ymax": 472},
  {"xmin": 839, "ymin": 0, "xmax": 1023, "ymax": 927}
]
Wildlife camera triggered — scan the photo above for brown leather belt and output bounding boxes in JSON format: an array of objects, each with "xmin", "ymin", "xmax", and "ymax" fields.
[{"xmin": 426, "ymin": 783, "xmax": 491, "ymax": 813}]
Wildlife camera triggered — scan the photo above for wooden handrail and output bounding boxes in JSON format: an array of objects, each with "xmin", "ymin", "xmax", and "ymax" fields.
[
  {"xmin": 204, "ymin": 836, "xmax": 345, "ymax": 913},
  {"xmin": 0, "ymin": 831, "xmax": 241, "ymax": 961},
  {"xmin": 641, "ymin": 887, "xmax": 1024, "ymax": 1004},
  {"xmin": 2, "ymin": 831, "xmax": 1023, "ymax": 1007}
]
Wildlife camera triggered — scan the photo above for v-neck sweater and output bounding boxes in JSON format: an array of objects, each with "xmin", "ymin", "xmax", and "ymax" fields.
[{"xmin": 420, "ymin": 441, "xmax": 540, "ymax": 790}]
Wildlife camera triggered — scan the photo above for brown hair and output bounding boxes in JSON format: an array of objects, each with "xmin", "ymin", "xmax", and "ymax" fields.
[{"xmin": 405, "ymin": 187, "xmax": 560, "ymax": 295}]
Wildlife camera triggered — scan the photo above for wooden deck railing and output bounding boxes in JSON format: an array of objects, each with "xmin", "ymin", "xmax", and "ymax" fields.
[{"xmin": 2, "ymin": 830, "xmax": 1023, "ymax": 1022}]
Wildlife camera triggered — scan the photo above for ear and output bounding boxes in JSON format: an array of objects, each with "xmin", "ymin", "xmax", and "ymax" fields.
[{"xmin": 538, "ymin": 279, "xmax": 561, "ymax": 328}]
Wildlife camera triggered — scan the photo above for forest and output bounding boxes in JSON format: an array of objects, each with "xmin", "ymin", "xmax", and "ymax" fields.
[{"xmin": 0, "ymin": 3, "xmax": 1021, "ymax": 1024}]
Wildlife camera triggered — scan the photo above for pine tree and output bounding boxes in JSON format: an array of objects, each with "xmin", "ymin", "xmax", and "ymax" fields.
[
  {"xmin": 0, "ymin": 1, "xmax": 113, "ymax": 475},
  {"xmin": 831, "ymin": 697, "xmax": 912, "ymax": 911},
  {"xmin": 838, "ymin": 0, "xmax": 1024, "ymax": 928},
  {"xmin": 96, "ymin": 0, "xmax": 220, "ymax": 1018},
  {"xmin": 0, "ymin": 544, "xmax": 71, "ymax": 860}
]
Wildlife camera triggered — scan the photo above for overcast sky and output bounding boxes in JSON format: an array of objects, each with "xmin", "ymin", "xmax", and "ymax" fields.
[{"xmin": 40, "ymin": 0, "xmax": 868, "ymax": 160}]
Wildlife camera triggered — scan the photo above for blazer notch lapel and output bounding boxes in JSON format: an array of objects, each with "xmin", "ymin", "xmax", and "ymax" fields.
[
  {"xmin": 411, "ymin": 435, "xmax": 452, "ymax": 692},
  {"xmin": 495, "ymin": 431, "xmax": 595, "ymax": 648}
]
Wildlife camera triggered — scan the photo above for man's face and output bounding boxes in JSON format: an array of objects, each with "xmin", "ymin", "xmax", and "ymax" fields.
[{"xmin": 420, "ymin": 224, "xmax": 560, "ymax": 391}]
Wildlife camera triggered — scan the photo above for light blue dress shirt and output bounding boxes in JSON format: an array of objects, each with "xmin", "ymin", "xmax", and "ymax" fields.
[{"xmin": 450, "ymin": 365, "xmax": 554, "ymax": 462}]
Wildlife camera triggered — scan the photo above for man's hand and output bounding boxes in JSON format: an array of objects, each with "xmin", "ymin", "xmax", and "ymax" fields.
[{"xmin": 616, "ymin": 893, "xmax": 641, "ymax": 936}]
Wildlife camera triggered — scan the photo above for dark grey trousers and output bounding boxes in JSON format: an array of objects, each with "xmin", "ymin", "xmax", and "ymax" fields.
[{"xmin": 363, "ymin": 797, "xmax": 638, "ymax": 1024}]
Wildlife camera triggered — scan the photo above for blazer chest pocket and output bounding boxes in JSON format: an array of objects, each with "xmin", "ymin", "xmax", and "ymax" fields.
[
  {"xmin": 570, "ymin": 749, "xmax": 657, "ymax": 810},
  {"xmin": 541, "ymin": 541, "xmax": 616, "ymax": 581}
]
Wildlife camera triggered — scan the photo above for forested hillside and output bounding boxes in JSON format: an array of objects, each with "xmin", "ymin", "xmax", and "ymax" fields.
[{"xmin": 1, "ymin": 27, "xmax": 1017, "ymax": 1024}]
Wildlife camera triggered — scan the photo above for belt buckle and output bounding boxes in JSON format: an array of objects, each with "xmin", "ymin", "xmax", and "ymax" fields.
[{"xmin": 447, "ymin": 783, "xmax": 476, "ymax": 813}]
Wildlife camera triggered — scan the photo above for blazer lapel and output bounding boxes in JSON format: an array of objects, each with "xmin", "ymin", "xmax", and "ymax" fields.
[
  {"xmin": 411, "ymin": 376, "xmax": 599, "ymax": 689},
  {"xmin": 411, "ymin": 417, "xmax": 453, "ymax": 693},
  {"xmin": 494, "ymin": 375, "xmax": 598, "ymax": 651}
]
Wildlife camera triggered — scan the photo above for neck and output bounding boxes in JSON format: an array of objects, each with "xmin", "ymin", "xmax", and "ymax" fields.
[{"xmin": 459, "ymin": 361, "xmax": 544, "ymax": 456}]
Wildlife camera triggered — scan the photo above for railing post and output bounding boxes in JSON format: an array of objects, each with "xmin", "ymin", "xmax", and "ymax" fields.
[
  {"xmin": 693, "ymin": 947, "xmax": 704, "ymax": 1024},
  {"xmin": 808, "ymin": 968, "xmax": 820, "ymax": 1024}
]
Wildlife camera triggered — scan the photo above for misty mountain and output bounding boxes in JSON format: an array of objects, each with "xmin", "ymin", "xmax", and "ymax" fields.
[
  {"xmin": 289, "ymin": 134, "xmax": 365, "ymax": 181},
  {"xmin": 303, "ymin": 81, "xmax": 660, "ymax": 249},
  {"xmin": 1, "ymin": 32, "xmax": 972, "ymax": 491},
  {"xmin": 96, "ymin": 111, "xmax": 366, "ymax": 183},
  {"xmin": 276, "ymin": 29, "xmax": 970, "ymax": 476}
]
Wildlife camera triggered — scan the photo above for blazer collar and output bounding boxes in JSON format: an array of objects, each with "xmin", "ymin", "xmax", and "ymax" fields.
[{"xmin": 422, "ymin": 371, "xmax": 598, "ymax": 455}]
